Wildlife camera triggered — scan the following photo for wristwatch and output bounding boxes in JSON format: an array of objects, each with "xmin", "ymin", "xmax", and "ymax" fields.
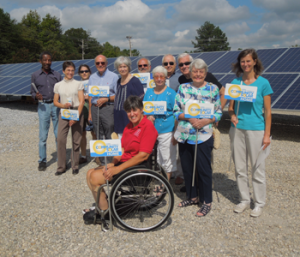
[{"xmin": 107, "ymin": 96, "xmax": 110, "ymax": 103}]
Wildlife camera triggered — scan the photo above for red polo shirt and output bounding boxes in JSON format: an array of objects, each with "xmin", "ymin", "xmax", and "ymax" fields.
[{"xmin": 120, "ymin": 116, "xmax": 158, "ymax": 163}]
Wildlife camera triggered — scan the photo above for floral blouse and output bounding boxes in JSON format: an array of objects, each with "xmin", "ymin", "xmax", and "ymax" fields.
[{"xmin": 173, "ymin": 82, "xmax": 222, "ymax": 144}]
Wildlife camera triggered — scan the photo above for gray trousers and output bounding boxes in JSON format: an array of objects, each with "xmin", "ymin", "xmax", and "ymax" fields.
[
  {"xmin": 229, "ymin": 127, "xmax": 266, "ymax": 208},
  {"xmin": 91, "ymin": 104, "xmax": 114, "ymax": 164}
]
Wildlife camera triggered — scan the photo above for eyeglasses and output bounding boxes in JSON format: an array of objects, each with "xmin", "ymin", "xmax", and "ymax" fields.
[
  {"xmin": 154, "ymin": 75, "xmax": 165, "ymax": 79},
  {"xmin": 178, "ymin": 62, "xmax": 191, "ymax": 67},
  {"xmin": 138, "ymin": 64, "xmax": 148, "ymax": 68},
  {"xmin": 163, "ymin": 62, "xmax": 174, "ymax": 66},
  {"xmin": 79, "ymin": 70, "xmax": 90, "ymax": 73},
  {"xmin": 96, "ymin": 62, "xmax": 106, "ymax": 66}
]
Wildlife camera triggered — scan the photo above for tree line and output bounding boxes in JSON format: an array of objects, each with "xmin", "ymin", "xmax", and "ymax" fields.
[{"xmin": 0, "ymin": 8, "xmax": 140, "ymax": 64}]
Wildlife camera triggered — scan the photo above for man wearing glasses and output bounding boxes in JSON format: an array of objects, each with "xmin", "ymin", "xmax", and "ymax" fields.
[
  {"xmin": 177, "ymin": 53, "xmax": 226, "ymax": 108},
  {"xmin": 162, "ymin": 54, "xmax": 181, "ymax": 92},
  {"xmin": 88, "ymin": 55, "xmax": 118, "ymax": 166},
  {"xmin": 137, "ymin": 58, "xmax": 151, "ymax": 73}
]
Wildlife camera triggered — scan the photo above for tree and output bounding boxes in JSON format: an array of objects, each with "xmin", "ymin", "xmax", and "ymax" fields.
[{"xmin": 192, "ymin": 21, "xmax": 230, "ymax": 52}]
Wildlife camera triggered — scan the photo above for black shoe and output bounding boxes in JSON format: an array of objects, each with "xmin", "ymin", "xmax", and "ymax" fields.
[
  {"xmin": 180, "ymin": 186, "xmax": 186, "ymax": 192},
  {"xmin": 55, "ymin": 170, "xmax": 66, "ymax": 176},
  {"xmin": 38, "ymin": 162, "xmax": 47, "ymax": 171},
  {"xmin": 72, "ymin": 169, "xmax": 79, "ymax": 175},
  {"xmin": 83, "ymin": 209, "xmax": 105, "ymax": 224}
]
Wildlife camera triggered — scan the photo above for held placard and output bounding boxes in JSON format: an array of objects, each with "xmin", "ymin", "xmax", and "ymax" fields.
[
  {"xmin": 184, "ymin": 102, "xmax": 214, "ymax": 119},
  {"xmin": 61, "ymin": 109, "xmax": 79, "ymax": 121},
  {"xmin": 143, "ymin": 101, "xmax": 167, "ymax": 115},
  {"xmin": 132, "ymin": 73, "xmax": 156, "ymax": 90},
  {"xmin": 88, "ymin": 85, "xmax": 110, "ymax": 97},
  {"xmin": 225, "ymin": 84, "xmax": 257, "ymax": 102},
  {"xmin": 90, "ymin": 140, "xmax": 122, "ymax": 157}
]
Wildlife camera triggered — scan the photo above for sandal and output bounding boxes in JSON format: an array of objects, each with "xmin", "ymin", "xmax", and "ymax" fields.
[
  {"xmin": 196, "ymin": 203, "xmax": 211, "ymax": 217},
  {"xmin": 178, "ymin": 198, "xmax": 198, "ymax": 207},
  {"xmin": 154, "ymin": 185, "xmax": 165, "ymax": 197}
]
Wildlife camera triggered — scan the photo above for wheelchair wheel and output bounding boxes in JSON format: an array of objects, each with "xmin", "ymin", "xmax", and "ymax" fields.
[{"xmin": 110, "ymin": 169, "xmax": 174, "ymax": 232}]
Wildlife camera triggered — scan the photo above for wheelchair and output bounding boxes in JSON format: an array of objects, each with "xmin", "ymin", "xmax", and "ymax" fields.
[{"xmin": 94, "ymin": 142, "xmax": 175, "ymax": 232}]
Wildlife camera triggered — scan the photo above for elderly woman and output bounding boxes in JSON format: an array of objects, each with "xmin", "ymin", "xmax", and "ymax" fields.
[
  {"xmin": 229, "ymin": 49, "xmax": 273, "ymax": 217},
  {"xmin": 173, "ymin": 58, "xmax": 222, "ymax": 217},
  {"xmin": 113, "ymin": 56, "xmax": 144, "ymax": 139},
  {"xmin": 144, "ymin": 66, "xmax": 177, "ymax": 183},
  {"xmin": 83, "ymin": 95, "xmax": 158, "ymax": 223},
  {"xmin": 53, "ymin": 61, "xmax": 84, "ymax": 175}
]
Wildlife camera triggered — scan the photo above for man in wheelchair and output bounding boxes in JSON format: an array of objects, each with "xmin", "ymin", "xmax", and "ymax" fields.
[{"xmin": 83, "ymin": 95, "xmax": 158, "ymax": 224}]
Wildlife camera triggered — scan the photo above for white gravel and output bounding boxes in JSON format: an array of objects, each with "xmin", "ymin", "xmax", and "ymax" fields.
[{"xmin": 0, "ymin": 101, "xmax": 299, "ymax": 256}]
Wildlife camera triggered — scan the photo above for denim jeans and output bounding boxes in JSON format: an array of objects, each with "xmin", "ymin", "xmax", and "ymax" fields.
[{"xmin": 38, "ymin": 102, "xmax": 59, "ymax": 163}]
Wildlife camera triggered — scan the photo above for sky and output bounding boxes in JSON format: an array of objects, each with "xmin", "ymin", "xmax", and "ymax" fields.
[{"xmin": 2, "ymin": 0, "xmax": 300, "ymax": 56}]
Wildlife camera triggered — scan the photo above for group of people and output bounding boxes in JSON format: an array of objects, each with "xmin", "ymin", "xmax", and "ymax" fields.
[{"xmin": 31, "ymin": 48, "xmax": 272, "ymax": 220}]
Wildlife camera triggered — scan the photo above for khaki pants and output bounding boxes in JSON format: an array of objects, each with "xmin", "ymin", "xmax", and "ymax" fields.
[
  {"xmin": 57, "ymin": 113, "xmax": 84, "ymax": 172},
  {"xmin": 229, "ymin": 127, "xmax": 266, "ymax": 208}
]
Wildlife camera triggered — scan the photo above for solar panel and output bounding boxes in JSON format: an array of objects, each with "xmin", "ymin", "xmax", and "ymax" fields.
[
  {"xmin": 0, "ymin": 48, "xmax": 299, "ymax": 111},
  {"xmin": 272, "ymin": 76, "xmax": 300, "ymax": 110},
  {"xmin": 208, "ymin": 51, "xmax": 240, "ymax": 73},
  {"xmin": 267, "ymin": 48, "xmax": 300, "ymax": 72},
  {"xmin": 257, "ymin": 48, "xmax": 288, "ymax": 70}
]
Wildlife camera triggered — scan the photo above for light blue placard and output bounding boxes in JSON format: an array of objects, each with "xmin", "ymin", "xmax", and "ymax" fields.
[
  {"xmin": 143, "ymin": 101, "xmax": 167, "ymax": 115},
  {"xmin": 225, "ymin": 84, "xmax": 257, "ymax": 102},
  {"xmin": 90, "ymin": 140, "xmax": 122, "ymax": 157},
  {"xmin": 88, "ymin": 85, "xmax": 110, "ymax": 97},
  {"xmin": 184, "ymin": 103, "xmax": 214, "ymax": 119},
  {"xmin": 60, "ymin": 109, "xmax": 79, "ymax": 121}
]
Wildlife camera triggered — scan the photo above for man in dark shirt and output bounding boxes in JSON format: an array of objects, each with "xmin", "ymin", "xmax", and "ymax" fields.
[
  {"xmin": 31, "ymin": 52, "xmax": 62, "ymax": 171},
  {"xmin": 177, "ymin": 53, "xmax": 226, "ymax": 108}
]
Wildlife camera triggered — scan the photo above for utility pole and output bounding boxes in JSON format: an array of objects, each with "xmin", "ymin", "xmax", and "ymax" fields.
[
  {"xmin": 79, "ymin": 39, "xmax": 88, "ymax": 60},
  {"xmin": 126, "ymin": 36, "xmax": 132, "ymax": 57}
]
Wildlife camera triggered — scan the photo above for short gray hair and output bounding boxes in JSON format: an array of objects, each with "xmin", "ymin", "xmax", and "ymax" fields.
[
  {"xmin": 137, "ymin": 57, "xmax": 151, "ymax": 66},
  {"xmin": 189, "ymin": 59, "xmax": 208, "ymax": 73},
  {"xmin": 114, "ymin": 56, "xmax": 131, "ymax": 71},
  {"xmin": 152, "ymin": 66, "xmax": 167, "ymax": 77},
  {"xmin": 177, "ymin": 53, "xmax": 193, "ymax": 64},
  {"xmin": 162, "ymin": 54, "xmax": 176, "ymax": 64}
]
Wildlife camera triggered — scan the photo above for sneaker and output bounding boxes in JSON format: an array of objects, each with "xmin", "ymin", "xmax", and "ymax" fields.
[
  {"xmin": 234, "ymin": 203, "xmax": 250, "ymax": 213},
  {"xmin": 250, "ymin": 207, "xmax": 263, "ymax": 217},
  {"xmin": 38, "ymin": 162, "xmax": 47, "ymax": 171}
]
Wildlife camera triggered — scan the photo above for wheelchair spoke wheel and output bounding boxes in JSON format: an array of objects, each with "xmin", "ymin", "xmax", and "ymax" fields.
[{"xmin": 110, "ymin": 169, "xmax": 174, "ymax": 232}]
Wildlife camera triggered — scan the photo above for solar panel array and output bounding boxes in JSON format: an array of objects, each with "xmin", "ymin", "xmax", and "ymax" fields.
[{"xmin": 1, "ymin": 47, "xmax": 299, "ymax": 110}]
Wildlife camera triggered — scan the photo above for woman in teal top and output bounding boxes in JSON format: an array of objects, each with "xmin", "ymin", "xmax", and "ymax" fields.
[
  {"xmin": 144, "ymin": 66, "xmax": 177, "ymax": 182},
  {"xmin": 228, "ymin": 48, "xmax": 273, "ymax": 218}
]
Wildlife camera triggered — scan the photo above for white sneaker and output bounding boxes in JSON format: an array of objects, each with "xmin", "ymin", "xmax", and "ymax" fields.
[
  {"xmin": 250, "ymin": 207, "xmax": 263, "ymax": 217},
  {"xmin": 234, "ymin": 203, "xmax": 250, "ymax": 213}
]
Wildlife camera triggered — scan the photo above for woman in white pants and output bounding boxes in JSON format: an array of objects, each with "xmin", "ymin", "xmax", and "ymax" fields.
[
  {"xmin": 143, "ymin": 66, "xmax": 177, "ymax": 186},
  {"xmin": 228, "ymin": 49, "xmax": 273, "ymax": 217}
]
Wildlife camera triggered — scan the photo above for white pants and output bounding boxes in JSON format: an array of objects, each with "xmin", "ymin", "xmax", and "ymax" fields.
[
  {"xmin": 157, "ymin": 132, "xmax": 177, "ymax": 173},
  {"xmin": 175, "ymin": 145, "xmax": 184, "ymax": 179},
  {"xmin": 229, "ymin": 127, "xmax": 266, "ymax": 208}
]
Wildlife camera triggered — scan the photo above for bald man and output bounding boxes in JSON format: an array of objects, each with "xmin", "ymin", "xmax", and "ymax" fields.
[
  {"xmin": 88, "ymin": 55, "xmax": 118, "ymax": 166},
  {"xmin": 137, "ymin": 57, "xmax": 151, "ymax": 73}
]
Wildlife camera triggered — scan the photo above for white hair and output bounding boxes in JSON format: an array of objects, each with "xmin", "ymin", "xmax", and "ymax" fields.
[
  {"xmin": 162, "ymin": 54, "xmax": 176, "ymax": 64},
  {"xmin": 189, "ymin": 59, "xmax": 208, "ymax": 72},
  {"xmin": 152, "ymin": 66, "xmax": 167, "ymax": 77},
  {"xmin": 177, "ymin": 53, "xmax": 193, "ymax": 64},
  {"xmin": 114, "ymin": 56, "xmax": 131, "ymax": 71},
  {"xmin": 137, "ymin": 57, "xmax": 151, "ymax": 66}
]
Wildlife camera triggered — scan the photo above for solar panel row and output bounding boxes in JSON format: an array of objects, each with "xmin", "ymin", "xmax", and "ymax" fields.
[{"xmin": 0, "ymin": 48, "xmax": 299, "ymax": 110}]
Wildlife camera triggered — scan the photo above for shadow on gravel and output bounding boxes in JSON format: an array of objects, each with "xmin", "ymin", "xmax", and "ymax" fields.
[
  {"xmin": 0, "ymin": 101, "xmax": 37, "ymax": 113},
  {"xmin": 213, "ymin": 173, "xmax": 239, "ymax": 204},
  {"xmin": 218, "ymin": 113, "xmax": 300, "ymax": 142}
]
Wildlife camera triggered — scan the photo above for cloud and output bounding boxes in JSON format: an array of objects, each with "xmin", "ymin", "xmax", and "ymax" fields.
[
  {"xmin": 225, "ymin": 22, "xmax": 250, "ymax": 36},
  {"xmin": 252, "ymin": 0, "xmax": 300, "ymax": 14},
  {"xmin": 174, "ymin": 0, "xmax": 250, "ymax": 24}
]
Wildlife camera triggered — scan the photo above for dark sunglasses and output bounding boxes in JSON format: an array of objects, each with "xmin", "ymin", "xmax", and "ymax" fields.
[
  {"xmin": 79, "ymin": 70, "xmax": 90, "ymax": 73},
  {"xmin": 96, "ymin": 62, "xmax": 106, "ymax": 66},
  {"xmin": 138, "ymin": 64, "xmax": 148, "ymax": 68},
  {"xmin": 178, "ymin": 62, "xmax": 191, "ymax": 67},
  {"xmin": 163, "ymin": 62, "xmax": 174, "ymax": 66}
]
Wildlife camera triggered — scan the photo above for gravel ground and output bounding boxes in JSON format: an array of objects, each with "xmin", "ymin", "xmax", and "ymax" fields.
[{"xmin": 0, "ymin": 102, "xmax": 299, "ymax": 257}]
